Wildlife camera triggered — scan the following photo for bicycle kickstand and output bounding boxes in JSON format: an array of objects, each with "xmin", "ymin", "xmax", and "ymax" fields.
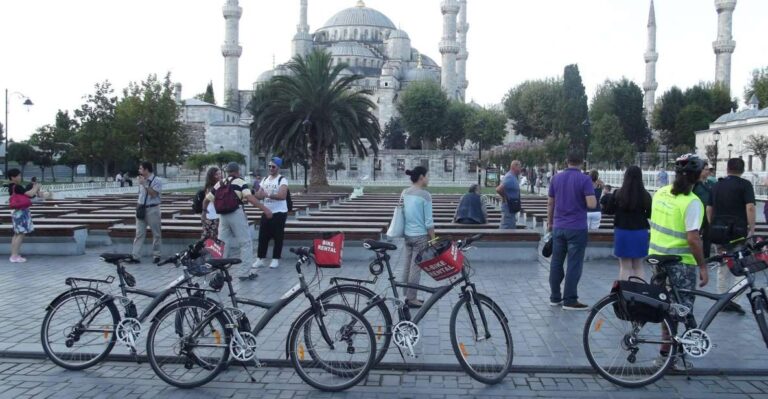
[{"xmin": 241, "ymin": 360, "xmax": 258, "ymax": 383}]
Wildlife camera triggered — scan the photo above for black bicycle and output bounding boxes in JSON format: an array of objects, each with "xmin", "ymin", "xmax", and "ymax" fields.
[
  {"xmin": 40, "ymin": 240, "xmax": 215, "ymax": 372},
  {"xmin": 145, "ymin": 247, "xmax": 377, "ymax": 391},
  {"xmin": 318, "ymin": 234, "xmax": 514, "ymax": 384},
  {"xmin": 584, "ymin": 237, "xmax": 768, "ymax": 388}
]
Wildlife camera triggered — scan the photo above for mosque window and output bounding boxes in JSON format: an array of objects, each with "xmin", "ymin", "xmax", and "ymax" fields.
[
  {"xmin": 332, "ymin": 30, "xmax": 338, "ymax": 40},
  {"xmin": 362, "ymin": 59, "xmax": 367, "ymax": 67},
  {"xmin": 349, "ymin": 158, "xmax": 358, "ymax": 171},
  {"xmin": 444, "ymin": 159, "xmax": 453, "ymax": 172},
  {"xmin": 353, "ymin": 29, "xmax": 358, "ymax": 39},
  {"xmin": 363, "ymin": 29, "xmax": 369, "ymax": 40},
  {"xmin": 384, "ymin": 82, "xmax": 389, "ymax": 87},
  {"xmin": 343, "ymin": 29, "xmax": 348, "ymax": 39},
  {"xmin": 346, "ymin": 58, "xmax": 351, "ymax": 65}
]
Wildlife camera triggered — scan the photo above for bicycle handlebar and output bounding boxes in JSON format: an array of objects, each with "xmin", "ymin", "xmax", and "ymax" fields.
[
  {"xmin": 290, "ymin": 247, "xmax": 312, "ymax": 258},
  {"xmin": 459, "ymin": 234, "xmax": 483, "ymax": 248},
  {"xmin": 706, "ymin": 236, "xmax": 768, "ymax": 264}
]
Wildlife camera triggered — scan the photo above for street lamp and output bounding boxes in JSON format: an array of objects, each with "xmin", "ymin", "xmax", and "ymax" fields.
[
  {"xmin": 301, "ymin": 117, "xmax": 311, "ymax": 190},
  {"xmin": 727, "ymin": 143, "xmax": 733, "ymax": 159},
  {"xmin": 582, "ymin": 118, "xmax": 591, "ymax": 169},
  {"xmin": 712, "ymin": 130, "xmax": 721, "ymax": 175},
  {"xmin": 4, "ymin": 89, "xmax": 34, "ymax": 175}
]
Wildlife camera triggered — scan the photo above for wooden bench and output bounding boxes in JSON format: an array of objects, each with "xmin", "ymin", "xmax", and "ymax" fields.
[
  {"xmin": 283, "ymin": 227, "xmax": 382, "ymax": 241},
  {"xmin": 0, "ymin": 224, "xmax": 88, "ymax": 255},
  {"xmin": 433, "ymin": 229, "xmax": 542, "ymax": 261}
]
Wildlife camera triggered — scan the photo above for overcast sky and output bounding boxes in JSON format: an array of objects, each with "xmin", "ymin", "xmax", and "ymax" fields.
[{"xmin": 1, "ymin": 0, "xmax": 766, "ymax": 142}]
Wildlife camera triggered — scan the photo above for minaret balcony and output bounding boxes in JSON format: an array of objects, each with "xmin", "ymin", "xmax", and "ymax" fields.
[
  {"xmin": 439, "ymin": 41, "xmax": 460, "ymax": 54},
  {"xmin": 441, "ymin": 1, "xmax": 460, "ymax": 14},
  {"xmin": 712, "ymin": 40, "xmax": 736, "ymax": 53},
  {"xmin": 222, "ymin": 5, "xmax": 242, "ymax": 19},
  {"xmin": 222, "ymin": 44, "xmax": 243, "ymax": 57},
  {"xmin": 715, "ymin": 0, "xmax": 737, "ymax": 12},
  {"xmin": 644, "ymin": 52, "xmax": 658, "ymax": 62},
  {"xmin": 643, "ymin": 82, "xmax": 658, "ymax": 91}
]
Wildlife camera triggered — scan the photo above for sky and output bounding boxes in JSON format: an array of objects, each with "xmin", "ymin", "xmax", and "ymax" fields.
[{"xmin": 1, "ymin": 0, "xmax": 766, "ymax": 143}]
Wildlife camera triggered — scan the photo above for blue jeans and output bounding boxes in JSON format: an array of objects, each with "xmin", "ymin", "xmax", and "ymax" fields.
[
  {"xmin": 500, "ymin": 205, "xmax": 518, "ymax": 229},
  {"xmin": 549, "ymin": 228, "xmax": 588, "ymax": 305}
]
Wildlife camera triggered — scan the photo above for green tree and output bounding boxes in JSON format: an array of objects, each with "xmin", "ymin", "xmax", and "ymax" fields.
[
  {"xmin": 186, "ymin": 153, "xmax": 214, "ymax": 181},
  {"xmin": 559, "ymin": 64, "xmax": 589, "ymax": 150},
  {"xmin": 382, "ymin": 117, "xmax": 407, "ymax": 150},
  {"xmin": 672, "ymin": 104, "xmax": 711, "ymax": 151},
  {"xmin": 590, "ymin": 79, "xmax": 651, "ymax": 150},
  {"xmin": 7, "ymin": 142, "xmax": 37, "ymax": 178},
  {"xmin": 466, "ymin": 107, "xmax": 507, "ymax": 152},
  {"xmin": 502, "ymin": 78, "xmax": 562, "ymax": 140},
  {"xmin": 745, "ymin": 134, "xmax": 768, "ymax": 171},
  {"xmin": 439, "ymin": 102, "xmax": 475, "ymax": 150},
  {"xmin": 249, "ymin": 50, "xmax": 381, "ymax": 188},
  {"xmin": 193, "ymin": 81, "xmax": 216, "ymax": 104},
  {"xmin": 542, "ymin": 136, "xmax": 570, "ymax": 165},
  {"xmin": 213, "ymin": 151, "xmax": 246, "ymax": 168},
  {"xmin": 745, "ymin": 67, "xmax": 768, "ymax": 108},
  {"xmin": 647, "ymin": 139, "xmax": 661, "ymax": 168},
  {"xmin": 117, "ymin": 73, "xmax": 185, "ymax": 176},
  {"xmin": 653, "ymin": 86, "xmax": 686, "ymax": 134},
  {"xmin": 589, "ymin": 115, "xmax": 635, "ymax": 168},
  {"xmin": 74, "ymin": 80, "xmax": 129, "ymax": 180},
  {"xmin": 397, "ymin": 81, "xmax": 449, "ymax": 148}
]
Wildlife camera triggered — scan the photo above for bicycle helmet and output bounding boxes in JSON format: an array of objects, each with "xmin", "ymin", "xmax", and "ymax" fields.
[{"xmin": 674, "ymin": 153, "xmax": 705, "ymax": 174}]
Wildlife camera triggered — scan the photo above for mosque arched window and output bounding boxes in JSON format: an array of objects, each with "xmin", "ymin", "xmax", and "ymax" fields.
[
  {"xmin": 363, "ymin": 29, "xmax": 369, "ymax": 40},
  {"xmin": 362, "ymin": 59, "xmax": 367, "ymax": 67},
  {"xmin": 332, "ymin": 30, "xmax": 337, "ymax": 40},
  {"xmin": 343, "ymin": 29, "xmax": 348, "ymax": 39},
  {"xmin": 353, "ymin": 28, "xmax": 358, "ymax": 40}
]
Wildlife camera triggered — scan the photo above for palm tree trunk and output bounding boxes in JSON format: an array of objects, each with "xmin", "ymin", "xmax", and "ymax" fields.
[{"xmin": 310, "ymin": 149, "xmax": 329, "ymax": 187}]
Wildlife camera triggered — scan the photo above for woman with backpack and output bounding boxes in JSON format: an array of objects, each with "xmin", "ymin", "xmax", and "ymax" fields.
[
  {"xmin": 199, "ymin": 167, "xmax": 221, "ymax": 239},
  {"xmin": 6, "ymin": 168, "xmax": 41, "ymax": 263}
]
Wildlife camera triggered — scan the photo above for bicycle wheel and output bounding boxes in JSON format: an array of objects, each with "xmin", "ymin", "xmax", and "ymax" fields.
[
  {"xmin": 288, "ymin": 303, "xmax": 376, "ymax": 392},
  {"xmin": 450, "ymin": 293, "xmax": 514, "ymax": 384},
  {"xmin": 41, "ymin": 290, "xmax": 119, "ymax": 370},
  {"xmin": 751, "ymin": 294, "xmax": 768, "ymax": 348},
  {"xmin": 146, "ymin": 297, "xmax": 229, "ymax": 389},
  {"xmin": 319, "ymin": 284, "xmax": 392, "ymax": 366},
  {"xmin": 583, "ymin": 294, "xmax": 676, "ymax": 388}
]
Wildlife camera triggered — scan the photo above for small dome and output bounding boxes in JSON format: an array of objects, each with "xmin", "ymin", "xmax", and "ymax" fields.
[
  {"xmin": 389, "ymin": 29, "xmax": 409, "ymax": 40},
  {"xmin": 404, "ymin": 67, "xmax": 438, "ymax": 83},
  {"xmin": 328, "ymin": 43, "xmax": 378, "ymax": 58},
  {"xmin": 256, "ymin": 69, "xmax": 274, "ymax": 83},
  {"xmin": 322, "ymin": 4, "xmax": 396, "ymax": 30}
]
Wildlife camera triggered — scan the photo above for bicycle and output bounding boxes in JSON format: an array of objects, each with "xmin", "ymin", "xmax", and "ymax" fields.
[
  {"xmin": 40, "ymin": 239, "xmax": 216, "ymax": 372},
  {"xmin": 318, "ymin": 234, "xmax": 514, "ymax": 384},
  {"xmin": 583, "ymin": 237, "xmax": 768, "ymax": 388},
  {"xmin": 145, "ymin": 247, "xmax": 377, "ymax": 392}
]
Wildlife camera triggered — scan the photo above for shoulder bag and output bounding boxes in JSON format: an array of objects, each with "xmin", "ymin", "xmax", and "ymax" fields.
[
  {"xmin": 136, "ymin": 177, "xmax": 154, "ymax": 220},
  {"xmin": 386, "ymin": 190, "xmax": 406, "ymax": 238},
  {"xmin": 9, "ymin": 184, "xmax": 32, "ymax": 210}
]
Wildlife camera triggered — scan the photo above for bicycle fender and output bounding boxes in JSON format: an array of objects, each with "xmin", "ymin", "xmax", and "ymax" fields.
[
  {"xmin": 284, "ymin": 307, "xmax": 316, "ymax": 360},
  {"xmin": 317, "ymin": 284, "xmax": 378, "ymax": 303},
  {"xmin": 45, "ymin": 288, "xmax": 113, "ymax": 312},
  {"xmin": 150, "ymin": 296, "xmax": 221, "ymax": 324}
]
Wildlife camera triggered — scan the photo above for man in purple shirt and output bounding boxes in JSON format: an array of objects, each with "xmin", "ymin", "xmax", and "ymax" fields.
[{"xmin": 547, "ymin": 151, "xmax": 597, "ymax": 310}]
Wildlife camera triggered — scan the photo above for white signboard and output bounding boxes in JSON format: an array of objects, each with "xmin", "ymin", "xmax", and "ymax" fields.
[{"xmin": 76, "ymin": 165, "xmax": 86, "ymax": 175}]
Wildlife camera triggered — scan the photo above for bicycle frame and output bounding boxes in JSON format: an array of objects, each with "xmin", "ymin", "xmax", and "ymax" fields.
[{"xmin": 676, "ymin": 270, "xmax": 758, "ymax": 330}]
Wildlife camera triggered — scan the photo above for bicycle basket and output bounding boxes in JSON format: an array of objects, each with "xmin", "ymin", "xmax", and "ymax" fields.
[
  {"xmin": 416, "ymin": 239, "xmax": 464, "ymax": 281},
  {"xmin": 312, "ymin": 232, "xmax": 344, "ymax": 268},
  {"xmin": 611, "ymin": 278, "xmax": 670, "ymax": 323},
  {"xmin": 729, "ymin": 253, "xmax": 768, "ymax": 277}
]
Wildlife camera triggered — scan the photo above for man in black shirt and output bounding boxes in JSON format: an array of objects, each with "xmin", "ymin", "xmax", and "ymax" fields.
[{"xmin": 707, "ymin": 158, "xmax": 755, "ymax": 314}]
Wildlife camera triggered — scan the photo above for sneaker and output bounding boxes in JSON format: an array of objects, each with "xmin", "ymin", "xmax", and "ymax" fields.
[
  {"xmin": 269, "ymin": 259, "xmax": 279, "ymax": 269},
  {"xmin": 253, "ymin": 259, "xmax": 265, "ymax": 269},
  {"xmin": 126, "ymin": 256, "xmax": 141, "ymax": 264},
  {"xmin": 238, "ymin": 272, "xmax": 259, "ymax": 281},
  {"xmin": 9, "ymin": 256, "xmax": 26, "ymax": 263},
  {"xmin": 153, "ymin": 256, "xmax": 161, "ymax": 264},
  {"xmin": 563, "ymin": 302, "xmax": 590, "ymax": 311},
  {"xmin": 549, "ymin": 300, "xmax": 563, "ymax": 307}
]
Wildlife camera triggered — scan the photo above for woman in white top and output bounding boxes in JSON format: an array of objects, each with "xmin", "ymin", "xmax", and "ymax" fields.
[{"xmin": 202, "ymin": 167, "xmax": 221, "ymax": 239}]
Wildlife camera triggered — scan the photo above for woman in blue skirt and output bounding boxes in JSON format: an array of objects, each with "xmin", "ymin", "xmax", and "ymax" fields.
[{"xmin": 604, "ymin": 166, "xmax": 652, "ymax": 280}]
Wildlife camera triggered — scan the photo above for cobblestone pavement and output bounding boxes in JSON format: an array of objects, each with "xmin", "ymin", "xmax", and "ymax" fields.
[
  {"xmin": 3, "ymin": 243, "xmax": 768, "ymax": 370},
  {"xmin": 2, "ymin": 357, "xmax": 768, "ymax": 399}
]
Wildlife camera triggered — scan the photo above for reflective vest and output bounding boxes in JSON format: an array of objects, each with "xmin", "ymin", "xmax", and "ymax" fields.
[{"xmin": 648, "ymin": 185, "xmax": 703, "ymax": 266}]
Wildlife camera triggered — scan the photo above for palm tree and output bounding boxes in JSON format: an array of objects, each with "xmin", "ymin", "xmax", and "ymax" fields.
[{"xmin": 249, "ymin": 49, "xmax": 380, "ymax": 188}]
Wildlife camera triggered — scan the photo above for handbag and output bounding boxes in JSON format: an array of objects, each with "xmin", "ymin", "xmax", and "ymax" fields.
[
  {"xmin": 506, "ymin": 197, "xmax": 521, "ymax": 214},
  {"xmin": 9, "ymin": 184, "xmax": 32, "ymax": 210},
  {"xmin": 135, "ymin": 177, "xmax": 155, "ymax": 220},
  {"xmin": 386, "ymin": 190, "xmax": 406, "ymax": 238}
]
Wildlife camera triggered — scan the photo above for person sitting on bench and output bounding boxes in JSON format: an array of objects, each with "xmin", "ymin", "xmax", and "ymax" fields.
[{"xmin": 453, "ymin": 184, "xmax": 487, "ymax": 225}]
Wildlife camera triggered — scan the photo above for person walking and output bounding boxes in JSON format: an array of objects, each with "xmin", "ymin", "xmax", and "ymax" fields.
[
  {"xmin": 547, "ymin": 151, "xmax": 597, "ymax": 310},
  {"xmin": 253, "ymin": 157, "xmax": 290, "ymax": 270},
  {"xmin": 692, "ymin": 162, "xmax": 712, "ymax": 259},
  {"xmin": 586, "ymin": 170, "xmax": 604, "ymax": 230},
  {"xmin": 116, "ymin": 172, "xmax": 124, "ymax": 187},
  {"xmin": 496, "ymin": 160, "xmax": 522, "ymax": 230},
  {"xmin": 707, "ymin": 158, "xmax": 755, "ymax": 314},
  {"xmin": 200, "ymin": 167, "xmax": 221, "ymax": 239},
  {"xmin": 649, "ymin": 154, "xmax": 708, "ymax": 369},
  {"xmin": 529, "ymin": 168, "xmax": 537, "ymax": 194},
  {"xmin": 453, "ymin": 184, "xmax": 487, "ymax": 224},
  {"xmin": 130, "ymin": 162, "xmax": 163, "ymax": 264},
  {"xmin": 402, "ymin": 166, "xmax": 435, "ymax": 308},
  {"xmin": 657, "ymin": 169, "xmax": 669, "ymax": 187},
  {"xmin": 600, "ymin": 185, "xmax": 614, "ymax": 213},
  {"xmin": 6, "ymin": 168, "xmax": 40, "ymax": 263},
  {"xmin": 607, "ymin": 166, "xmax": 652, "ymax": 280},
  {"xmin": 203, "ymin": 162, "xmax": 272, "ymax": 280}
]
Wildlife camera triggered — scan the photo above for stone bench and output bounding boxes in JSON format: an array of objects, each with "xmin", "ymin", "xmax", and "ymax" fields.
[
  {"xmin": 0, "ymin": 224, "xmax": 87, "ymax": 255},
  {"xmin": 433, "ymin": 229, "xmax": 542, "ymax": 262},
  {"xmin": 30, "ymin": 218, "xmax": 123, "ymax": 247}
]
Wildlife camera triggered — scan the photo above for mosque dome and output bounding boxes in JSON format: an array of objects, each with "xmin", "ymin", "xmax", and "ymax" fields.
[
  {"xmin": 389, "ymin": 29, "xmax": 410, "ymax": 40},
  {"xmin": 328, "ymin": 43, "xmax": 378, "ymax": 58},
  {"xmin": 321, "ymin": 1, "xmax": 396, "ymax": 30}
]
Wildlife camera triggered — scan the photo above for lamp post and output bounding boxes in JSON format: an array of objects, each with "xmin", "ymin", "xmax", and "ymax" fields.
[
  {"xmin": 712, "ymin": 130, "xmax": 721, "ymax": 175},
  {"xmin": 727, "ymin": 143, "xmax": 733, "ymax": 159},
  {"xmin": 475, "ymin": 119, "xmax": 486, "ymax": 186},
  {"xmin": 301, "ymin": 117, "xmax": 311, "ymax": 190},
  {"xmin": 4, "ymin": 89, "xmax": 34, "ymax": 175},
  {"xmin": 582, "ymin": 118, "xmax": 591, "ymax": 170}
]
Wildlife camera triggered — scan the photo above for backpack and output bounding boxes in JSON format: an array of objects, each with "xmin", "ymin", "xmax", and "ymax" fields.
[
  {"xmin": 192, "ymin": 188, "xmax": 206, "ymax": 214},
  {"xmin": 213, "ymin": 177, "xmax": 242, "ymax": 214}
]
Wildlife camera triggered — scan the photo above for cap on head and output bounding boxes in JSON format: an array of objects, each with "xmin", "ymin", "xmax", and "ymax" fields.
[
  {"xmin": 271, "ymin": 157, "xmax": 283, "ymax": 168},
  {"xmin": 225, "ymin": 162, "xmax": 240, "ymax": 173}
]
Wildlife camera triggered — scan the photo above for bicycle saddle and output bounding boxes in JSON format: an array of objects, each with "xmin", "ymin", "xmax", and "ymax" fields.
[
  {"xmin": 99, "ymin": 253, "xmax": 134, "ymax": 264},
  {"xmin": 363, "ymin": 239, "xmax": 397, "ymax": 252},
  {"xmin": 646, "ymin": 255, "xmax": 682, "ymax": 267},
  {"xmin": 206, "ymin": 258, "xmax": 242, "ymax": 269}
]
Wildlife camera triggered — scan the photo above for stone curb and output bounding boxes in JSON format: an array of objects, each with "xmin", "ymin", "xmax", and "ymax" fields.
[{"xmin": 4, "ymin": 350, "xmax": 768, "ymax": 376}]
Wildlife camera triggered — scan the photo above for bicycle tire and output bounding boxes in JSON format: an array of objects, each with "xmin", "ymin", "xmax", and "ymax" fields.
[
  {"xmin": 449, "ymin": 293, "xmax": 514, "ymax": 384},
  {"xmin": 752, "ymin": 294, "xmax": 768, "ymax": 349},
  {"xmin": 288, "ymin": 303, "xmax": 376, "ymax": 392},
  {"xmin": 583, "ymin": 294, "xmax": 676, "ymax": 388},
  {"xmin": 319, "ymin": 284, "xmax": 393, "ymax": 366},
  {"xmin": 146, "ymin": 297, "xmax": 230, "ymax": 389},
  {"xmin": 41, "ymin": 289, "xmax": 119, "ymax": 370}
]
